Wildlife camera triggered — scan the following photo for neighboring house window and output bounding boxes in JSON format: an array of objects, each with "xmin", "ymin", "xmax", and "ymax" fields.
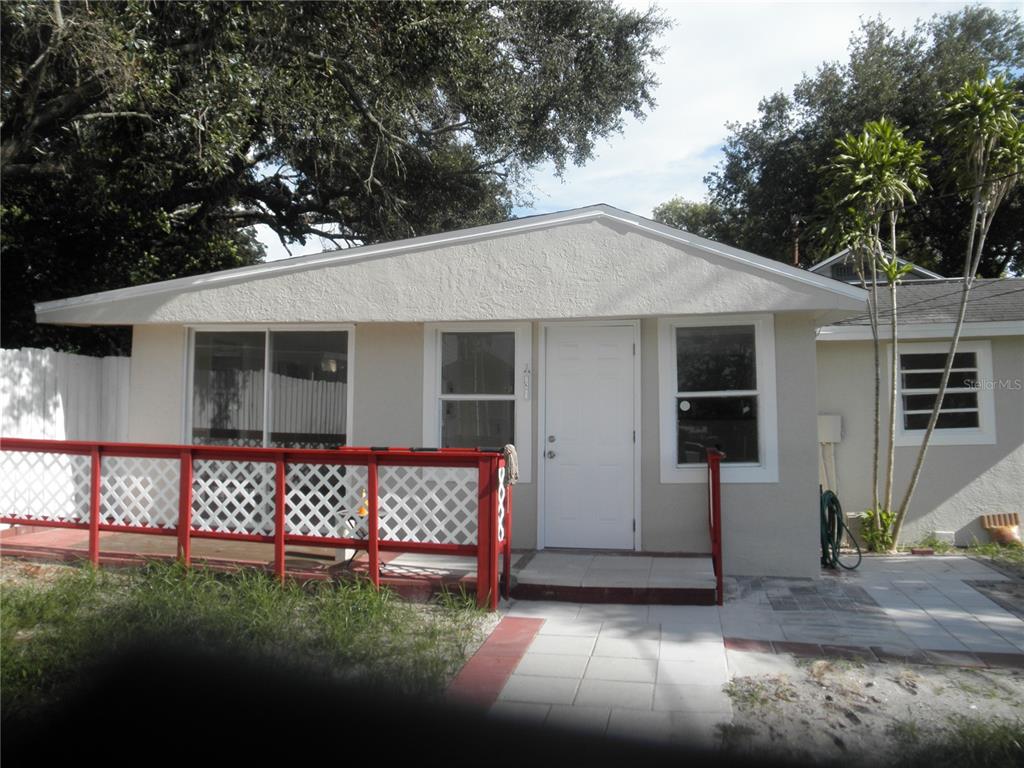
[
  {"xmin": 423, "ymin": 323, "xmax": 532, "ymax": 481},
  {"xmin": 894, "ymin": 340, "xmax": 995, "ymax": 446},
  {"xmin": 658, "ymin": 316, "xmax": 778, "ymax": 483},
  {"xmin": 190, "ymin": 328, "xmax": 353, "ymax": 448}
]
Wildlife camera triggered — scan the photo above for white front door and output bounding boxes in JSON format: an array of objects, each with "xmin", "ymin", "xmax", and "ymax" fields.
[{"xmin": 543, "ymin": 324, "xmax": 636, "ymax": 549}]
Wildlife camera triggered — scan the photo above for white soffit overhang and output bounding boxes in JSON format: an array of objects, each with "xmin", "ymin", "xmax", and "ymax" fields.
[{"xmin": 36, "ymin": 204, "xmax": 867, "ymax": 325}]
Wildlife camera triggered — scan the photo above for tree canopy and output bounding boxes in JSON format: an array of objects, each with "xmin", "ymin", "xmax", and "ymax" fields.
[
  {"xmin": 1, "ymin": 0, "xmax": 667, "ymax": 353},
  {"xmin": 653, "ymin": 7, "xmax": 1023, "ymax": 276}
]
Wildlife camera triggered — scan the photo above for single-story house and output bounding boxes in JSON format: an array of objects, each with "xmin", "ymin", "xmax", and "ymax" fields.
[
  {"xmin": 36, "ymin": 204, "xmax": 872, "ymax": 578},
  {"xmin": 815, "ymin": 276, "xmax": 1024, "ymax": 546},
  {"xmin": 37, "ymin": 205, "xmax": 1021, "ymax": 573}
]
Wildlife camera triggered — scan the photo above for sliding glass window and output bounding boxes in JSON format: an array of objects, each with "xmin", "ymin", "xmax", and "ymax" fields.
[{"xmin": 191, "ymin": 330, "xmax": 350, "ymax": 449}]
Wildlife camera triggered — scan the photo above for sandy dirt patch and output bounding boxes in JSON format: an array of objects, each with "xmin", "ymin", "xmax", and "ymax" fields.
[{"xmin": 722, "ymin": 650, "xmax": 1023, "ymax": 765}]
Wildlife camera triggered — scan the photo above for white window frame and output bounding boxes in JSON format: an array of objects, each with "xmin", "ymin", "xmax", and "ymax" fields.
[
  {"xmin": 422, "ymin": 322, "xmax": 532, "ymax": 482},
  {"xmin": 658, "ymin": 314, "xmax": 778, "ymax": 484},
  {"xmin": 183, "ymin": 324, "xmax": 356, "ymax": 446},
  {"xmin": 891, "ymin": 339, "xmax": 996, "ymax": 446}
]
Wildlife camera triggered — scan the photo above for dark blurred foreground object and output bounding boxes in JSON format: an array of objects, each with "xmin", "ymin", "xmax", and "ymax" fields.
[{"xmin": 3, "ymin": 641, "xmax": 803, "ymax": 767}]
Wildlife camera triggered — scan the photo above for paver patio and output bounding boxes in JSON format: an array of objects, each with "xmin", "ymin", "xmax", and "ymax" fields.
[{"xmin": 722, "ymin": 555, "xmax": 1024, "ymax": 655}]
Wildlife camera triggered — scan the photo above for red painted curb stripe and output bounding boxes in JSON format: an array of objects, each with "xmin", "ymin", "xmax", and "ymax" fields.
[{"xmin": 447, "ymin": 617, "xmax": 543, "ymax": 707}]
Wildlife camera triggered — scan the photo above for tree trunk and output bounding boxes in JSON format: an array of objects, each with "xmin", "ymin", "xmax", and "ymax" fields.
[
  {"xmin": 884, "ymin": 276, "xmax": 898, "ymax": 514},
  {"xmin": 892, "ymin": 186, "xmax": 991, "ymax": 545},
  {"xmin": 868, "ymin": 248, "xmax": 882, "ymax": 537},
  {"xmin": 883, "ymin": 214, "xmax": 898, "ymax": 517}
]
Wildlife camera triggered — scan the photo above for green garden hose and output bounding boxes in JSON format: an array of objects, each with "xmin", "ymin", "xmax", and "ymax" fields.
[{"xmin": 820, "ymin": 487, "xmax": 862, "ymax": 570}]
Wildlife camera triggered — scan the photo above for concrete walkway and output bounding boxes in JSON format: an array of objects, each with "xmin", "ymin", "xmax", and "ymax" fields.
[
  {"xmin": 483, "ymin": 555, "xmax": 1024, "ymax": 748},
  {"xmin": 493, "ymin": 601, "xmax": 731, "ymax": 747}
]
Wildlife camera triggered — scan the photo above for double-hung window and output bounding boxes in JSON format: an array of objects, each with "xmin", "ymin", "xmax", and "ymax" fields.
[
  {"xmin": 659, "ymin": 315, "xmax": 778, "ymax": 483},
  {"xmin": 894, "ymin": 340, "xmax": 995, "ymax": 445},
  {"xmin": 190, "ymin": 327, "xmax": 353, "ymax": 448},
  {"xmin": 423, "ymin": 323, "xmax": 532, "ymax": 481}
]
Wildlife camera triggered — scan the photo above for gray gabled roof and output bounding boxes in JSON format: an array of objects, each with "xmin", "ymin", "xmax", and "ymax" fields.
[{"xmin": 832, "ymin": 278, "xmax": 1024, "ymax": 325}]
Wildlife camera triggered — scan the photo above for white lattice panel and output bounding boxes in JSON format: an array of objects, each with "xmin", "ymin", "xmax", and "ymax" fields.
[
  {"xmin": 285, "ymin": 463, "xmax": 368, "ymax": 539},
  {"xmin": 0, "ymin": 450, "xmax": 91, "ymax": 523},
  {"xmin": 497, "ymin": 467, "xmax": 506, "ymax": 543},
  {"xmin": 191, "ymin": 459, "xmax": 275, "ymax": 535},
  {"xmin": 100, "ymin": 456, "xmax": 179, "ymax": 529},
  {"xmin": 378, "ymin": 466, "xmax": 477, "ymax": 545}
]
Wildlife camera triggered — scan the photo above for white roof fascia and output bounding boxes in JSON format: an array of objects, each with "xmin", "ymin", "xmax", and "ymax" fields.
[
  {"xmin": 816, "ymin": 320, "xmax": 1024, "ymax": 341},
  {"xmin": 36, "ymin": 204, "xmax": 866, "ymax": 319}
]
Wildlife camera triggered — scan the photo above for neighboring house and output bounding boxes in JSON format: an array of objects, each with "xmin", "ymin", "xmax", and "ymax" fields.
[
  {"xmin": 34, "ymin": 204, "xmax": 867, "ymax": 578},
  {"xmin": 809, "ymin": 248, "xmax": 944, "ymax": 284},
  {"xmin": 816, "ymin": 278, "xmax": 1024, "ymax": 546}
]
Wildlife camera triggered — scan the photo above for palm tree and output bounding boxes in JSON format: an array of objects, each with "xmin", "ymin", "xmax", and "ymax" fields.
[
  {"xmin": 893, "ymin": 76, "xmax": 1024, "ymax": 545},
  {"xmin": 822, "ymin": 118, "xmax": 928, "ymax": 548}
]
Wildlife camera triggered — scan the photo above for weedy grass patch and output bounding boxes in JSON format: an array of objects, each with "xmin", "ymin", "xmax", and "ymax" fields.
[
  {"xmin": 1, "ymin": 561, "xmax": 487, "ymax": 721},
  {"xmin": 891, "ymin": 714, "xmax": 1024, "ymax": 768},
  {"xmin": 965, "ymin": 541, "xmax": 1024, "ymax": 578}
]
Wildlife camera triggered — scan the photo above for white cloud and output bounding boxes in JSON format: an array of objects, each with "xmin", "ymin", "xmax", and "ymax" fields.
[
  {"xmin": 258, "ymin": 1, "xmax": 1017, "ymax": 260},
  {"xmin": 523, "ymin": 1, "xmax": 1017, "ymax": 217}
]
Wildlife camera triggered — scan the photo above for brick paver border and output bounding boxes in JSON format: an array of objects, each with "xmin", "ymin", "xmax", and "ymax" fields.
[{"xmin": 446, "ymin": 617, "xmax": 543, "ymax": 707}]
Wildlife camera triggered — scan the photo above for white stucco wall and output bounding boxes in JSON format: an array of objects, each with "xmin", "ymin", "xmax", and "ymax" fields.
[
  {"xmin": 350, "ymin": 324, "xmax": 423, "ymax": 447},
  {"xmin": 816, "ymin": 335, "xmax": 1024, "ymax": 545},
  {"xmin": 41, "ymin": 218, "xmax": 862, "ymax": 326},
  {"xmin": 127, "ymin": 325, "xmax": 186, "ymax": 443},
  {"xmin": 126, "ymin": 313, "xmax": 822, "ymax": 576},
  {"xmin": 641, "ymin": 313, "xmax": 821, "ymax": 577}
]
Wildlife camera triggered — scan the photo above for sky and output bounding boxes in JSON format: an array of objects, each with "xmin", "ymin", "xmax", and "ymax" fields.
[{"xmin": 256, "ymin": 0, "xmax": 1019, "ymax": 262}]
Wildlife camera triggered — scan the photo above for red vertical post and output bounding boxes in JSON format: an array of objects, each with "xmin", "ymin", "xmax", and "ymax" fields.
[
  {"xmin": 274, "ymin": 456, "xmax": 286, "ymax": 583},
  {"xmin": 177, "ymin": 448, "xmax": 193, "ymax": 567},
  {"xmin": 88, "ymin": 446, "xmax": 102, "ymax": 567},
  {"xmin": 367, "ymin": 455, "xmax": 380, "ymax": 588},
  {"xmin": 708, "ymin": 448, "xmax": 724, "ymax": 606},
  {"xmin": 476, "ymin": 457, "xmax": 493, "ymax": 609}
]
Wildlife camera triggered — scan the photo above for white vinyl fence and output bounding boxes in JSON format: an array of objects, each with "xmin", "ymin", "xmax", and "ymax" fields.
[{"xmin": 1, "ymin": 348, "xmax": 130, "ymax": 441}]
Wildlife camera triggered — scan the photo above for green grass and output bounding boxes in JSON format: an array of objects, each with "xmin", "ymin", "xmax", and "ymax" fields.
[
  {"xmin": 914, "ymin": 532, "xmax": 957, "ymax": 554},
  {"xmin": 901, "ymin": 536, "xmax": 1024, "ymax": 576},
  {"xmin": 966, "ymin": 540, "xmax": 1024, "ymax": 564},
  {"xmin": 1, "ymin": 562, "xmax": 486, "ymax": 720},
  {"xmin": 889, "ymin": 715, "xmax": 1024, "ymax": 768}
]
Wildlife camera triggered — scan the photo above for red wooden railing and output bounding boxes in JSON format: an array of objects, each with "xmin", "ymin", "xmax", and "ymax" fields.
[
  {"xmin": 706, "ymin": 447, "xmax": 724, "ymax": 606},
  {"xmin": 0, "ymin": 438, "xmax": 512, "ymax": 610}
]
